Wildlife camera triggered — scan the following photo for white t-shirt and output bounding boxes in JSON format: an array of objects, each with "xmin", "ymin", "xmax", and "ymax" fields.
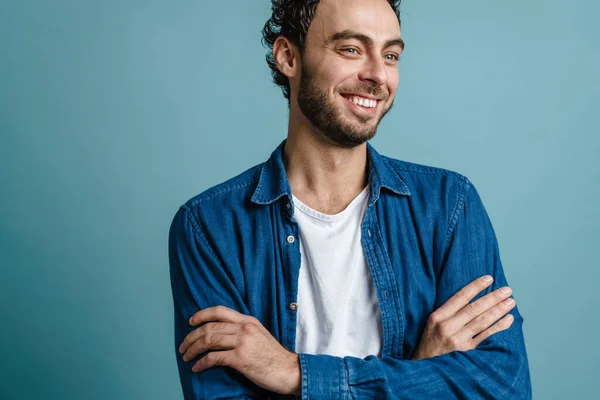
[{"xmin": 293, "ymin": 186, "xmax": 383, "ymax": 359}]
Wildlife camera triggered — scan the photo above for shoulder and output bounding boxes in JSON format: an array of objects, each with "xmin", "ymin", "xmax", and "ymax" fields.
[
  {"xmin": 382, "ymin": 155, "xmax": 468, "ymax": 182},
  {"xmin": 382, "ymin": 155, "xmax": 472, "ymax": 196},
  {"xmin": 175, "ymin": 162, "xmax": 264, "ymax": 229},
  {"xmin": 183, "ymin": 163, "xmax": 262, "ymax": 206},
  {"xmin": 379, "ymin": 154, "xmax": 479, "ymax": 235}
]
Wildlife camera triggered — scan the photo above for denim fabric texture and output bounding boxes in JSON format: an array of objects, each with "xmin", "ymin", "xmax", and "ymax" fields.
[{"xmin": 168, "ymin": 139, "xmax": 532, "ymax": 399}]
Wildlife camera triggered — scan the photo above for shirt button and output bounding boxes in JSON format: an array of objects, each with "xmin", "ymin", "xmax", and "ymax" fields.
[
  {"xmin": 286, "ymin": 235, "xmax": 295, "ymax": 244},
  {"xmin": 289, "ymin": 302, "xmax": 298, "ymax": 311},
  {"xmin": 286, "ymin": 202, "xmax": 291, "ymax": 209}
]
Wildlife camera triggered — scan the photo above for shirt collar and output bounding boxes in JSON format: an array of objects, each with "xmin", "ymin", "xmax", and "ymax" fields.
[{"xmin": 250, "ymin": 139, "xmax": 411, "ymax": 207}]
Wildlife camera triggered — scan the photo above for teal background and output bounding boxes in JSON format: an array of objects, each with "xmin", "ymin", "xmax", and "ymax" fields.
[{"xmin": 1, "ymin": 0, "xmax": 598, "ymax": 398}]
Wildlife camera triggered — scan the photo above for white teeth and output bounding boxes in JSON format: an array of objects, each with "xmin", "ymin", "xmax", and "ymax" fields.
[{"xmin": 349, "ymin": 96, "xmax": 377, "ymax": 108}]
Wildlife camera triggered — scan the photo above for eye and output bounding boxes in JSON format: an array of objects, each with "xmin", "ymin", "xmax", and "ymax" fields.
[
  {"xmin": 342, "ymin": 48, "xmax": 359, "ymax": 55},
  {"xmin": 384, "ymin": 53, "xmax": 399, "ymax": 62}
]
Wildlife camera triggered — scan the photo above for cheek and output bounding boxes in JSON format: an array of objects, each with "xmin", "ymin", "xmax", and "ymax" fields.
[
  {"xmin": 325, "ymin": 64, "xmax": 361, "ymax": 92},
  {"xmin": 385, "ymin": 74, "xmax": 400, "ymax": 102},
  {"xmin": 388, "ymin": 71, "xmax": 400, "ymax": 91}
]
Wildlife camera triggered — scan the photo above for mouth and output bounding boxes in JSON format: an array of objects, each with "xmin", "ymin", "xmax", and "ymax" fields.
[{"xmin": 340, "ymin": 94, "xmax": 382, "ymax": 116}]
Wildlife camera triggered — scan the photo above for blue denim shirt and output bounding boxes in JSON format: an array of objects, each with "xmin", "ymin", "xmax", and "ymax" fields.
[{"xmin": 168, "ymin": 139, "xmax": 532, "ymax": 399}]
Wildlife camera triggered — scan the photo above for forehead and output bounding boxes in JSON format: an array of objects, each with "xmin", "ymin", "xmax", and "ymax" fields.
[{"xmin": 309, "ymin": 0, "xmax": 401, "ymax": 42}]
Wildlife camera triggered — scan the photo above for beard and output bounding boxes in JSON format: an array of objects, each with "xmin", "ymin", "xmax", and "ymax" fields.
[{"xmin": 297, "ymin": 60, "xmax": 394, "ymax": 148}]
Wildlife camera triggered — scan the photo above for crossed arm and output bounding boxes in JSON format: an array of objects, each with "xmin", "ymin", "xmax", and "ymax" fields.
[
  {"xmin": 169, "ymin": 184, "xmax": 532, "ymax": 399},
  {"xmin": 177, "ymin": 276, "xmax": 517, "ymax": 396}
]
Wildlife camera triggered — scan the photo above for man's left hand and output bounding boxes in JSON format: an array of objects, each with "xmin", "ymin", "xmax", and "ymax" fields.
[{"xmin": 179, "ymin": 306, "xmax": 301, "ymax": 396}]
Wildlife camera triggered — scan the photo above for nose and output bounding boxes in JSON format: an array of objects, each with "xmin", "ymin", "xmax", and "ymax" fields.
[{"xmin": 358, "ymin": 54, "xmax": 387, "ymax": 86}]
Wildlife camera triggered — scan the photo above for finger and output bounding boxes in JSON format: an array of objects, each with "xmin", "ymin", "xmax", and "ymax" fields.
[
  {"xmin": 469, "ymin": 313, "xmax": 515, "ymax": 348},
  {"xmin": 189, "ymin": 305, "xmax": 248, "ymax": 326},
  {"xmin": 183, "ymin": 333, "xmax": 240, "ymax": 363},
  {"xmin": 458, "ymin": 297, "xmax": 516, "ymax": 342},
  {"xmin": 192, "ymin": 350, "xmax": 233, "ymax": 373},
  {"xmin": 432, "ymin": 275, "xmax": 494, "ymax": 321},
  {"xmin": 452, "ymin": 286, "xmax": 513, "ymax": 328},
  {"xmin": 179, "ymin": 322, "xmax": 241, "ymax": 354}
]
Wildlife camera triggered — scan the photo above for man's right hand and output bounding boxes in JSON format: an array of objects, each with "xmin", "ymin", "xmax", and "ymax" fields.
[{"xmin": 411, "ymin": 275, "xmax": 516, "ymax": 360}]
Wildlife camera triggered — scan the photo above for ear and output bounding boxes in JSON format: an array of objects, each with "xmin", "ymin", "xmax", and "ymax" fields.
[{"xmin": 273, "ymin": 36, "xmax": 300, "ymax": 79}]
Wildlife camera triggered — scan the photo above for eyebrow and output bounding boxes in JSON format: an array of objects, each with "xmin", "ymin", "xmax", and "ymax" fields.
[{"xmin": 329, "ymin": 29, "xmax": 405, "ymax": 50}]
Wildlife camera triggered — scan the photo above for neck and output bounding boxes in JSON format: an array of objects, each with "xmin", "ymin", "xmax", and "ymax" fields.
[{"xmin": 283, "ymin": 110, "xmax": 369, "ymax": 214}]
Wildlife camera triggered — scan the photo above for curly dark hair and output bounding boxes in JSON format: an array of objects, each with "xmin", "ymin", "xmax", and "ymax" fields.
[{"xmin": 261, "ymin": 0, "xmax": 402, "ymax": 101}]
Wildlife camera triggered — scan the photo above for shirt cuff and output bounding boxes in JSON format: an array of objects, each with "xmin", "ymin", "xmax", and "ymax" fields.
[{"xmin": 299, "ymin": 353, "xmax": 349, "ymax": 400}]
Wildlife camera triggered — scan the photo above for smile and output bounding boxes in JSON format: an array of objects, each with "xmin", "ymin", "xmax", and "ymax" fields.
[
  {"xmin": 341, "ymin": 94, "xmax": 380, "ymax": 115},
  {"xmin": 342, "ymin": 94, "xmax": 378, "ymax": 108}
]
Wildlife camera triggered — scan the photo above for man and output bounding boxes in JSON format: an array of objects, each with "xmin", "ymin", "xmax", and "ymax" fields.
[{"xmin": 169, "ymin": 0, "xmax": 532, "ymax": 398}]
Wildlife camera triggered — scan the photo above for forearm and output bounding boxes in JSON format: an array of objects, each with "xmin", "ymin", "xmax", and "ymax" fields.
[{"xmin": 299, "ymin": 307, "xmax": 531, "ymax": 399}]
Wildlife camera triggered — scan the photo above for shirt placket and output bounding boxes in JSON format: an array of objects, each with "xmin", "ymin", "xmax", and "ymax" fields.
[
  {"xmin": 280, "ymin": 198, "xmax": 302, "ymax": 352},
  {"xmin": 361, "ymin": 204, "xmax": 404, "ymax": 359}
]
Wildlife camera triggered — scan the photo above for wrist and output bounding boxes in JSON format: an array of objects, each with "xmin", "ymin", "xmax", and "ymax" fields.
[{"xmin": 286, "ymin": 353, "xmax": 301, "ymax": 396}]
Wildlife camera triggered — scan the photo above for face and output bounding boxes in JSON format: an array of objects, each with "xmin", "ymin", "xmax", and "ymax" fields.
[{"xmin": 295, "ymin": 0, "xmax": 403, "ymax": 148}]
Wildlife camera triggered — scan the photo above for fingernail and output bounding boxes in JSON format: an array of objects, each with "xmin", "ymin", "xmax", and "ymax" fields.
[
  {"xmin": 504, "ymin": 298, "xmax": 515, "ymax": 306},
  {"xmin": 482, "ymin": 275, "xmax": 493, "ymax": 283},
  {"xmin": 501, "ymin": 287, "xmax": 511, "ymax": 294}
]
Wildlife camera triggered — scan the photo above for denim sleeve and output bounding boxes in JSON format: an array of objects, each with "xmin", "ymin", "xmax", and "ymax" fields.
[
  {"xmin": 299, "ymin": 180, "xmax": 532, "ymax": 399},
  {"xmin": 168, "ymin": 206, "xmax": 268, "ymax": 400}
]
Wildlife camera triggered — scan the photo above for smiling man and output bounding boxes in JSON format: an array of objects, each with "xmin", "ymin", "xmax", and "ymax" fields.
[{"xmin": 169, "ymin": 0, "xmax": 532, "ymax": 398}]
